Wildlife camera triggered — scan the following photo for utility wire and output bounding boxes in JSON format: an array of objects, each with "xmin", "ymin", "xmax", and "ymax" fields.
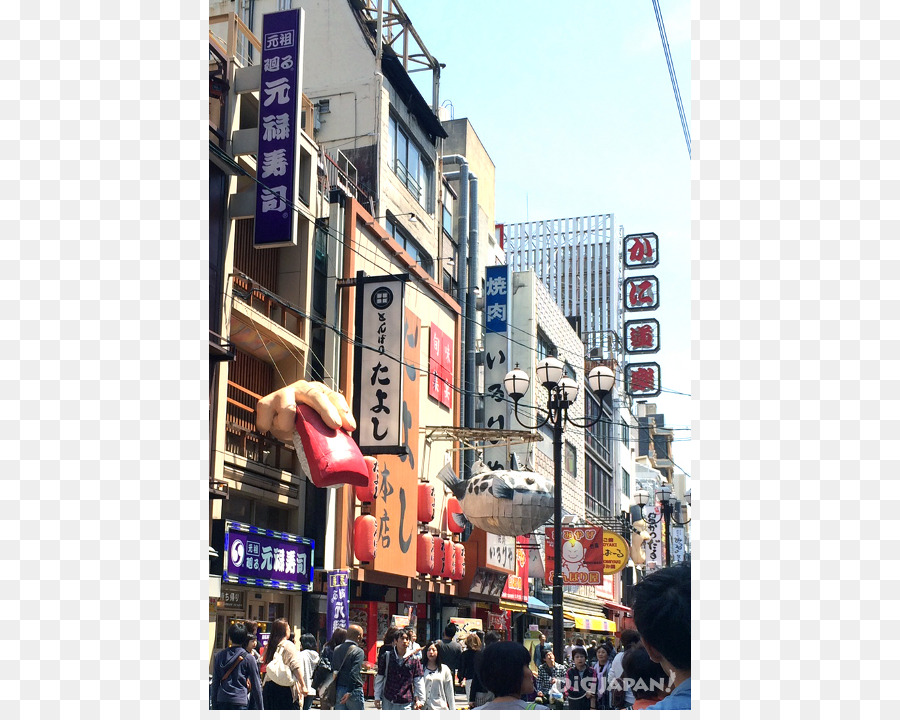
[{"xmin": 652, "ymin": 0, "xmax": 690, "ymax": 158}]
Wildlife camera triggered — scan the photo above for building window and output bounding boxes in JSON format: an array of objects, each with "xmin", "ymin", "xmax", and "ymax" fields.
[
  {"xmin": 565, "ymin": 441, "xmax": 577, "ymax": 476},
  {"xmin": 585, "ymin": 392, "xmax": 611, "ymax": 464},
  {"xmin": 388, "ymin": 114, "xmax": 433, "ymax": 208},
  {"xmin": 622, "ymin": 468, "xmax": 630, "ymax": 498},
  {"xmin": 585, "ymin": 456, "xmax": 612, "ymax": 519},
  {"xmin": 536, "ymin": 329, "xmax": 556, "ymax": 361},
  {"xmin": 386, "ymin": 215, "xmax": 433, "ymax": 275}
]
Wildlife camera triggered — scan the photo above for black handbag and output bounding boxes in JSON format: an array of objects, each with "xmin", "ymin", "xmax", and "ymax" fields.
[{"xmin": 311, "ymin": 654, "xmax": 335, "ymax": 690}]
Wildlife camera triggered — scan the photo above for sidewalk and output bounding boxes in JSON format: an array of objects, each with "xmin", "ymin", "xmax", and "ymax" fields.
[{"xmin": 361, "ymin": 685, "xmax": 470, "ymax": 710}]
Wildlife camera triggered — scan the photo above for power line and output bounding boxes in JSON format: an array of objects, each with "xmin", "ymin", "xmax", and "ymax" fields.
[{"xmin": 652, "ymin": 0, "xmax": 690, "ymax": 158}]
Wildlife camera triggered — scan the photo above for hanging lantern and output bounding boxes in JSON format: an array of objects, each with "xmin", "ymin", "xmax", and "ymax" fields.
[
  {"xmin": 447, "ymin": 497, "xmax": 466, "ymax": 534},
  {"xmin": 433, "ymin": 537, "xmax": 445, "ymax": 576},
  {"xmin": 354, "ymin": 457, "xmax": 379, "ymax": 503},
  {"xmin": 416, "ymin": 532, "xmax": 435, "ymax": 575},
  {"xmin": 417, "ymin": 482, "xmax": 435, "ymax": 523},
  {"xmin": 452, "ymin": 543, "xmax": 465, "ymax": 580},
  {"xmin": 353, "ymin": 514, "xmax": 377, "ymax": 563},
  {"xmin": 443, "ymin": 539, "xmax": 456, "ymax": 579}
]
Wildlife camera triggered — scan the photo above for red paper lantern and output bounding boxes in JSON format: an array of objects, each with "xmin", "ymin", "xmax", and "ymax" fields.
[
  {"xmin": 417, "ymin": 482, "xmax": 435, "ymax": 523},
  {"xmin": 433, "ymin": 537, "xmax": 445, "ymax": 576},
  {"xmin": 447, "ymin": 497, "xmax": 465, "ymax": 534},
  {"xmin": 353, "ymin": 514, "xmax": 377, "ymax": 563},
  {"xmin": 453, "ymin": 543, "xmax": 465, "ymax": 580},
  {"xmin": 416, "ymin": 533, "xmax": 435, "ymax": 575},
  {"xmin": 354, "ymin": 458, "xmax": 378, "ymax": 503},
  {"xmin": 443, "ymin": 539, "xmax": 456, "ymax": 578}
]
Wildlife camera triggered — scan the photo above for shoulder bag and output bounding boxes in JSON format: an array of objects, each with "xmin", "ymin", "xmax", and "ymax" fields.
[
  {"xmin": 319, "ymin": 645, "xmax": 352, "ymax": 708},
  {"xmin": 265, "ymin": 643, "xmax": 296, "ymax": 687}
]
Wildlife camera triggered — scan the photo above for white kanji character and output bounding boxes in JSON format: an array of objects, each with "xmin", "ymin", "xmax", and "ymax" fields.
[
  {"xmin": 285, "ymin": 549, "xmax": 297, "ymax": 574},
  {"xmin": 263, "ymin": 77, "xmax": 291, "ymax": 106},
  {"xmin": 274, "ymin": 547, "xmax": 285, "ymax": 573},
  {"xmin": 261, "ymin": 113, "xmax": 291, "ymax": 142},
  {"xmin": 261, "ymin": 186, "xmax": 287, "ymax": 213},
  {"xmin": 280, "ymin": 54, "xmax": 293, "ymax": 69},
  {"xmin": 263, "ymin": 56, "xmax": 280, "ymax": 72},
  {"xmin": 261, "ymin": 149, "xmax": 288, "ymax": 178},
  {"xmin": 485, "ymin": 276, "xmax": 507, "ymax": 296}
]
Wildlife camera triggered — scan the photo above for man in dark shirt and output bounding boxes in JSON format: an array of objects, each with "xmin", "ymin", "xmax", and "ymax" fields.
[
  {"xmin": 566, "ymin": 647, "xmax": 598, "ymax": 710},
  {"xmin": 374, "ymin": 627, "xmax": 425, "ymax": 709},
  {"xmin": 333, "ymin": 623, "xmax": 367, "ymax": 710},
  {"xmin": 436, "ymin": 623, "xmax": 463, "ymax": 680},
  {"xmin": 532, "ymin": 632, "xmax": 552, "ymax": 667}
]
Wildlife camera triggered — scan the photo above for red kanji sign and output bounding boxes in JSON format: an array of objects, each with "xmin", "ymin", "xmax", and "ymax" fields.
[
  {"xmin": 623, "ymin": 233, "xmax": 659, "ymax": 269},
  {"xmin": 624, "ymin": 318, "xmax": 660, "ymax": 354},
  {"xmin": 624, "ymin": 275, "xmax": 659, "ymax": 311},
  {"xmin": 625, "ymin": 362, "xmax": 661, "ymax": 397}
]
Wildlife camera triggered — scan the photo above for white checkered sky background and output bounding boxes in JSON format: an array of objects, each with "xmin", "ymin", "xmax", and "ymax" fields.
[{"xmin": 4, "ymin": 1, "xmax": 896, "ymax": 716}]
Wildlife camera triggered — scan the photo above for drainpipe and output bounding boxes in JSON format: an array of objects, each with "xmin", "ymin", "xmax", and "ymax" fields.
[{"xmin": 466, "ymin": 175, "xmax": 478, "ymax": 449}]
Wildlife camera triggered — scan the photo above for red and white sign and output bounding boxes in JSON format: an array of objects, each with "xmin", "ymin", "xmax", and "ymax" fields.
[
  {"xmin": 625, "ymin": 362, "xmax": 661, "ymax": 398},
  {"xmin": 428, "ymin": 325, "xmax": 454, "ymax": 409},
  {"xmin": 624, "ymin": 275, "xmax": 660, "ymax": 312},
  {"xmin": 544, "ymin": 527, "xmax": 605, "ymax": 586},
  {"xmin": 500, "ymin": 536, "xmax": 529, "ymax": 603},
  {"xmin": 623, "ymin": 233, "xmax": 659, "ymax": 269},
  {"xmin": 624, "ymin": 318, "xmax": 660, "ymax": 355}
]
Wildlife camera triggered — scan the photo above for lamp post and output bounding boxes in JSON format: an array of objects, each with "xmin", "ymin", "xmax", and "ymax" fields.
[
  {"xmin": 635, "ymin": 485, "xmax": 691, "ymax": 566},
  {"xmin": 503, "ymin": 358, "xmax": 616, "ymax": 663}
]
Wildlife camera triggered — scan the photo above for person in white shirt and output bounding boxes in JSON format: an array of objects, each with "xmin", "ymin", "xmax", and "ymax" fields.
[
  {"xmin": 607, "ymin": 629, "xmax": 641, "ymax": 709},
  {"xmin": 421, "ymin": 642, "xmax": 456, "ymax": 709}
]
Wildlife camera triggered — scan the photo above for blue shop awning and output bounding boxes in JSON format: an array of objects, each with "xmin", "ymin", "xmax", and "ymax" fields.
[{"xmin": 527, "ymin": 595, "xmax": 550, "ymax": 613}]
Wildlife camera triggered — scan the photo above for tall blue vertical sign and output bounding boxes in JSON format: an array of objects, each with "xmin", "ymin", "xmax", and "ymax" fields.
[
  {"xmin": 254, "ymin": 8, "xmax": 305, "ymax": 248},
  {"xmin": 326, "ymin": 570, "xmax": 349, "ymax": 640},
  {"xmin": 483, "ymin": 265, "xmax": 510, "ymax": 470}
]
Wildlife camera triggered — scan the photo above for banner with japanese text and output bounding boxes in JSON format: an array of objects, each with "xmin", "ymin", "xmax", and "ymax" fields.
[
  {"xmin": 223, "ymin": 520, "xmax": 313, "ymax": 590},
  {"xmin": 645, "ymin": 505, "xmax": 664, "ymax": 570},
  {"xmin": 254, "ymin": 8, "xmax": 304, "ymax": 248},
  {"xmin": 326, "ymin": 570, "xmax": 350, "ymax": 640},
  {"xmin": 370, "ymin": 308, "xmax": 419, "ymax": 578},
  {"xmin": 544, "ymin": 526, "xmax": 605, "ymax": 585},
  {"xmin": 500, "ymin": 536, "xmax": 529, "ymax": 602},
  {"xmin": 483, "ymin": 266, "xmax": 510, "ymax": 470}
]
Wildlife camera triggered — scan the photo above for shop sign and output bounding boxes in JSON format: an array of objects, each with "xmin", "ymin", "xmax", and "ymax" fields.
[
  {"xmin": 645, "ymin": 505, "xmax": 664, "ymax": 570},
  {"xmin": 485, "ymin": 532, "xmax": 516, "ymax": 573},
  {"xmin": 354, "ymin": 273, "xmax": 408, "ymax": 455},
  {"xmin": 222, "ymin": 588, "xmax": 245, "ymax": 610},
  {"xmin": 625, "ymin": 362, "xmax": 661, "ymax": 398},
  {"xmin": 469, "ymin": 567, "xmax": 509, "ymax": 597},
  {"xmin": 428, "ymin": 324, "xmax": 453, "ymax": 409},
  {"xmin": 624, "ymin": 318, "xmax": 660, "ymax": 355},
  {"xmin": 326, "ymin": 570, "xmax": 350, "ymax": 639},
  {"xmin": 448, "ymin": 617, "xmax": 483, "ymax": 644},
  {"xmin": 500, "ymin": 536, "xmax": 529, "ymax": 603},
  {"xmin": 223, "ymin": 520, "xmax": 313, "ymax": 591},
  {"xmin": 484, "ymin": 265, "xmax": 508, "ymax": 333},
  {"xmin": 600, "ymin": 532, "xmax": 629, "ymax": 575},
  {"xmin": 624, "ymin": 275, "xmax": 660, "ymax": 311},
  {"xmin": 368, "ymin": 308, "xmax": 420, "ymax": 579},
  {"xmin": 254, "ymin": 8, "xmax": 305, "ymax": 248},
  {"xmin": 672, "ymin": 526, "xmax": 685, "ymax": 564},
  {"xmin": 483, "ymin": 265, "xmax": 510, "ymax": 470},
  {"xmin": 544, "ymin": 526, "xmax": 606, "ymax": 585},
  {"xmin": 623, "ymin": 233, "xmax": 659, "ymax": 269}
]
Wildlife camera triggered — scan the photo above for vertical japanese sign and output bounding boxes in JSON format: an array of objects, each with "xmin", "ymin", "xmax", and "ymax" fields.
[
  {"xmin": 623, "ymin": 276, "xmax": 660, "ymax": 311},
  {"xmin": 500, "ymin": 536, "xmax": 529, "ymax": 603},
  {"xmin": 671, "ymin": 526, "xmax": 685, "ymax": 564},
  {"xmin": 254, "ymin": 8, "xmax": 305, "ymax": 248},
  {"xmin": 370, "ymin": 308, "xmax": 420, "ymax": 579},
  {"xmin": 223, "ymin": 520, "xmax": 313, "ymax": 590},
  {"xmin": 326, "ymin": 570, "xmax": 350, "ymax": 640},
  {"xmin": 483, "ymin": 265, "xmax": 509, "ymax": 470},
  {"xmin": 624, "ymin": 318, "xmax": 660, "ymax": 354},
  {"xmin": 485, "ymin": 532, "xmax": 517, "ymax": 574},
  {"xmin": 354, "ymin": 273, "xmax": 407, "ymax": 455},
  {"xmin": 644, "ymin": 505, "xmax": 663, "ymax": 571},
  {"xmin": 428, "ymin": 325, "xmax": 453, "ymax": 409},
  {"xmin": 623, "ymin": 233, "xmax": 659, "ymax": 270}
]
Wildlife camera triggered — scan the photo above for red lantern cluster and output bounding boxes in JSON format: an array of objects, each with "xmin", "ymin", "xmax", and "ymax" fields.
[
  {"xmin": 453, "ymin": 543, "xmax": 465, "ymax": 580},
  {"xmin": 416, "ymin": 532, "xmax": 434, "ymax": 575},
  {"xmin": 443, "ymin": 539, "xmax": 456, "ymax": 579},
  {"xmin": 417, "ymin": 482, "xmax": 435, "ymax": 523},
  {"xmin": 354, "ymin": 458, "xmax": 379, "ymax": 503},
  {"xmin": 447, "ymin": 497, "xmax": 465, "ymax": 534},
  {"xmin": 353, "ymin": 513, "xmax": 377, "ymax": 563}
]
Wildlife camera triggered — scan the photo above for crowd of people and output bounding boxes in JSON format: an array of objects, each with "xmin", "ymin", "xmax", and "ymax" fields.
[{"xmin": 210, "ymin": 562, "xmax": 690, "ymax": 711}]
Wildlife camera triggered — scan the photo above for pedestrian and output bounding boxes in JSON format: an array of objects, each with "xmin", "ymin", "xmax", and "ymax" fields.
[
  {"xmin": 532, "ymin": 633, "xmax": 552, "ymax": 668},
  {"xmin": 607, "ymin": 628, "xmax": 641, "ymax": 710},
  {"xmin": 373, "ymin": 627, "xmax": 425, "ymax": 709},
  {"xmin": 534, "ymin": 650, "xmax": 567, "ymax": 710},
  {"xmin": 333, "ymin": 623, "xmax": 367, "ymax": 710},
  {"xmin": 318, "ymin": 627, "xmax": 347, "ymax": 710},
  {"xmin": 620, "ymin": 646, "xmax": 669, "ymax": 710},
  {"xmin": 377, "ymin": 626, "xmax": 400, "ymax": 661},
  {"xmin": 405, "ymin": 627, "xmax": 422, "ymax": 659},
  {"xmin": 457, "ymin": 632, "xmax": 482, "ymax": 704},
  {"xmin": 564, "ymin": 646, "xmax": 598, "ymax": 710},
  {"xmin": 260, "ymin": 618, "xmax": 306, "ymax": 710},
  {"xmin": 436, "ymin": 622, "xmax": 463, "ymax": 680},
  {"xmin": 468, "ymin": 630, "xmax": 500, "ymax": 707},
  {"xmin": 210, "ymin": 621, "xmax": 265, "ymax": 710},
  {"xmin": 243, "ymin": 621, "xmax": 261, "ymax": 663},
  {"xmin": 297, "ymin": 633, "xmax": 320, "ymax": 710},
  {"xmin": 422, "ymin": 641, "xmax": 456, "ymax": 709},
  {"xmin": 468, "ymin": 641, "xmax": 546, "ymax": 711},
  {"xmin": 631, "ymin": 562, "xmax": 691, "ymax": 709},
  {"xmin": 592, "ymin": 643, "xmax": 615, "ymax": 709}
]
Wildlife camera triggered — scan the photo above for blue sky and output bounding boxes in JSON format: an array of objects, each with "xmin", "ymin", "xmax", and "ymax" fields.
[{"xmin": 399, "ymin": 0, "xmax": 692, "ymax": 479}]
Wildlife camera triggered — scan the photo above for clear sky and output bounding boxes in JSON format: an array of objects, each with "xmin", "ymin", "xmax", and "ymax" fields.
[{"xmin": 399, "ymin": 0, "xmax": 692, "ymax": 480}]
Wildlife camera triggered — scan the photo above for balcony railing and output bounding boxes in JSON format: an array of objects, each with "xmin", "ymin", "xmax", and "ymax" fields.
[
  {"xmin": 225, "ymin": 379, "xmax": 295, "ymax": 473},
  {"xmin": 231, "ymin": 271, "xmax": 309, "ymax": 343},
  {"xmin": 209, "ymin": 12, "xmax": 261, "ymax": 70}
]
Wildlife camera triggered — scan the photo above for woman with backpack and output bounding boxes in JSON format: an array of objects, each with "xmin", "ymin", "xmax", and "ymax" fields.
[{"xmin": 260, "ymin": 618, "xmax": 306, "ymax": 710}]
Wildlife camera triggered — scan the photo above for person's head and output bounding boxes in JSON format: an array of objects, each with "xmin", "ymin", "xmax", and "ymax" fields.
[
  {"xmin": 543, "ymin": 651, "xmax": 556, "ymax": 667},
  {"xmin": 300, "ymin": 633, "xmax": 318, "ymax": 652},
  {"xmin": 443, "ymin": 623, "xmax": 457, "ymax": 641},
  {"xmin": 263, "ymin": 618, "xmax": 291, "ymax": 664},
  {"xmin": 464, "ymin": 633, "xmax": 482, "ymax": 652},
  {"xmin": 228, "ymin": 621, "xmax": 249, "ymax": 647},
  {"xmin": 621, "ymin": 646, "xmax": 669, "ymax": 700},
  {"xmin": 595, "ymin": 646, "xmax": 609, "ymax": 666},
  {"xmin": 632, "ymin": 562, "xmax": 690, "ymax": 672},
  {"xmin": 619, "ymin": 629, "xmax": 641, "ymax": 652},
  {"xmin": 484, "ymin": 630, "xmax": 501, "ymax": 647},
  {"xmin": 347, "ymin": 624, "xmax": 364, "ymax": 644},
  {"xmin": 572, "ymin": 646, "xmax": 588, "ymax": 669},
  {"xmin": 393, "ymin": 627, "xmax": 411, "ymax": 655},
  {"xmin": 408, "ymin": 628, "xmax": 417, "ymax": 643},
  {"xmin": 539, "ymin": 633, "xmax": 546, "ymax": 644},
  {"xmin": 244, "ymin": 621, "xmax": 259, "ymax": 638},
  {"xmin": 474, "ymin": 629, "xmax": 485, "ymax": 643},
  {"xmin": 573, "ymin": 635, "xmax": 585, "ymax": 647},
  {"xmin": 327, "ymin": 626, "xmax": 348, "ymax": 650},
  {"xmin": 424, "ymin": 641, "xmax": 443, "ymax": 669},
  {"xmin": 478, "ymin": 641, "xmax": 533, "ymax": 698},
  {"xmin": 601, "ymin": 642, "xmax": 616, "ymax": 661}
]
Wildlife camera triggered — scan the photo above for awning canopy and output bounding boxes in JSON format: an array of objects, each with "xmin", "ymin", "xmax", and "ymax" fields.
[
  {"xmin": 527, "ymin": 596, "xmax": 551, "ymax": 612},
  {"xmin": 500, "ymin": 599, "xmax": 528, "ymax": 613},
  {"xmin": 566, "ymin": 612, "xmax": 617, "ymax": 633},
  {"xmin": 530, "ymin": 611, "xmax": 553, "ymax": 621}
]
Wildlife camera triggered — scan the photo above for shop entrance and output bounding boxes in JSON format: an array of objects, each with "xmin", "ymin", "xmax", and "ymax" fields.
[{"xmin": 212, "ymin": 587, "xmax": 293, "ymax": 655}]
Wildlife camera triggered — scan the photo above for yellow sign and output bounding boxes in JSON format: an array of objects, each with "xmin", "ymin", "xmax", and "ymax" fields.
[{"xmin": 602, "ymin": 532, "xmax": 629, "ymax": 574}]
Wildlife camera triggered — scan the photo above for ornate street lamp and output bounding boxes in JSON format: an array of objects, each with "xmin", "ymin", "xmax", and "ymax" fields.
[
  {"xmin": 635, "ymin": 484, "xmax": 691, "ymax": 566},
  {"xmin": 503, "ymin": 359, "xmax": 616, "ymax": 662}
]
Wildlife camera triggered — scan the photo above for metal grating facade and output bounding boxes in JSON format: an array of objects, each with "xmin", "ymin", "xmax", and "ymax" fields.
[{"xmin": 503, "ymin": 214, "xmax": 622, "ymax": 361}]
